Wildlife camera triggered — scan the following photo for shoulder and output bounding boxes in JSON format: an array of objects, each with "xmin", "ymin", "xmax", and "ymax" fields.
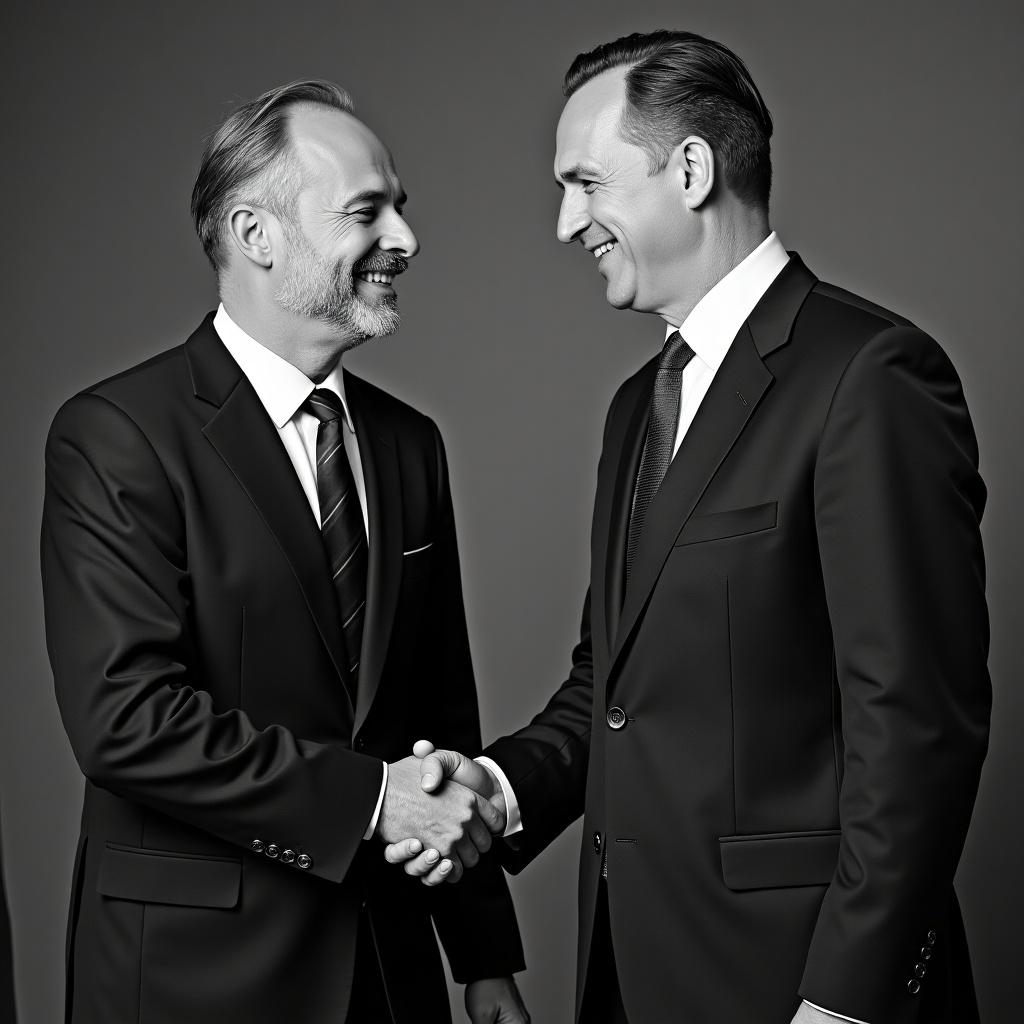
[
  {"xmin": 344, "ymin": 371, "xmax": 439, "ymax": 442},
  {"xmin": 51, "ymin": 314, "xmax": 196, "ymax": 420},
  {"xmin": 49, "ymin": 342, "xmax": 192, "ymax": 446},
  {"xmin": 790, "ymin": 277, "xmax": 961, "ymax": 391}
]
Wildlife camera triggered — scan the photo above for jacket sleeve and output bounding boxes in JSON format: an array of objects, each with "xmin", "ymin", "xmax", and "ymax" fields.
[
  {"xmin": 799, "ymin": 326, "xmax": 991, "ymax": 1023},
  {"xmin": 41, "ymin": 392, "xmax": 384, "ymax": 885},
  {"xmin": 420, "ymin": 424, "xmax": 526, "ymax": 983}
]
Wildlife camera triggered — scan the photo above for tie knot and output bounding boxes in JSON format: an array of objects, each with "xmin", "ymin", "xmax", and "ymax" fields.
[
  {"xmin": 660, "ymin": 331, "xmax": 695, "ymax": 373},
  {"xmin": 304, "ymin": 388, "xmax": 346, "ymax": 425}
]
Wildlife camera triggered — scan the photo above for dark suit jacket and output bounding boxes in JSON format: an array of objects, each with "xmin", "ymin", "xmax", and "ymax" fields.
[
  {"xmin": 41, "ymin": 315, "xmax": 523, "ymax": 1024},
  {"xmin": 487, "ymin": 256, "xmax": 990, "ymax": 1024}
]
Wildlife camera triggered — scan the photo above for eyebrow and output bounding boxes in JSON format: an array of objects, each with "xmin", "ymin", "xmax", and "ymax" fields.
[
  {"xmin": 556, "ymin": 163, "xmax": 602, "ymax": 185},
  {"xmin": 342, "ymin": 187, "xmax": 408, "ymax": 208}
]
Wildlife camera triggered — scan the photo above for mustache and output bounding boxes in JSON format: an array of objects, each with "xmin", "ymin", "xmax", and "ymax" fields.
[{"xmin": 354, "ymin": 252, "xmax": 409, "ymax": 276}]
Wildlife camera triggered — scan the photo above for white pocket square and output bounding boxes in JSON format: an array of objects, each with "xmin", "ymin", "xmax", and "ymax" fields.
[{"xmin": 402, "ymin": 542, "xmax": 433, "ymax": 556}]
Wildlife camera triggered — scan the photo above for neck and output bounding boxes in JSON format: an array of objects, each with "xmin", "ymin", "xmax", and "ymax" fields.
[
  {"xmin": 659, "ymin": 202, "xmax": 771, "ymax": 328},
  {"xmin": 219, "ymin": 278, "xmax": 357, "ymax": 382}
]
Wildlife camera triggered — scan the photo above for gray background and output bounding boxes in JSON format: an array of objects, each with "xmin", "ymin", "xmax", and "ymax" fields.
[{"xmin": 2, "ymin": 1, "xmax": 1020, "ymax": 1021}]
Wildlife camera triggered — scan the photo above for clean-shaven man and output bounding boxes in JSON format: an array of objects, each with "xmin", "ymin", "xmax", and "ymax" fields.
[
  {"xmin": 388, "ymin": 31, "xmax": 990, "ymax": 1024},
  {"xmin": 41, "ymin": 80, "xmax": 528, "ymax": 1024}
]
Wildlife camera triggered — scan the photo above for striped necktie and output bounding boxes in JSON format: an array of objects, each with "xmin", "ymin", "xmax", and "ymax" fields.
[
  {"xmin": 303, "ymin": 389, "xmax": 368, "ymax": 690},
  {"xmin": 625, "ymin": 331, "xmax": 695, "ymax": 582}
]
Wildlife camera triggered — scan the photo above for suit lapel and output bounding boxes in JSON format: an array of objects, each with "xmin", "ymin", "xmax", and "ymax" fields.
[
  {"xmin": 346, "ymin": 375, "xmax": 404, "ymax": 736},
  {"xmin": 607, "ymin": 253, "xmax": 817, "ymax": 678},
  {"xmin": 186, "ymin": 318, "xmax": 356, "ymax": 709},
  {"xmin": 592, "ymin": 365, "xmax": 656, "ymax": 663}
]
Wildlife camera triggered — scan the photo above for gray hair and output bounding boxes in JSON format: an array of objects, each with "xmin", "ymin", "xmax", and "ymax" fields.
[{"xmin": 190, "ymin": 79, "xmax": 354, "ymax": 270}]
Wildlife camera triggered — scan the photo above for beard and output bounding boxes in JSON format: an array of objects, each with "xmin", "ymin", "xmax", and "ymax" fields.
[{"xmin": 274, "ymin": 221, "xmax": 404, "ymax": 343}]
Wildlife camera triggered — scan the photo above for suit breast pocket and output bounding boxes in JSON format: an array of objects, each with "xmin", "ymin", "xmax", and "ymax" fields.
[{"xmin": 674, "ymin": 500, "xmax": 778, "ymax": 546}]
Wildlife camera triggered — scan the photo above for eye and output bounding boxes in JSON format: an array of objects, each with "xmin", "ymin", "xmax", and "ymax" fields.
[
  {"xmin": 582, "ymin": 181, "xmax": 598, "ymax": 195},
  {"xmin": 352, "ymin": 208, "xmax": 375, "ymax": 219}
]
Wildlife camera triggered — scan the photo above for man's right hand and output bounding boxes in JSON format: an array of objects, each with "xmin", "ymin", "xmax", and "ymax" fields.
[
  {"xmin": 376, "ymin": 753, "xmax": 505, "ymax": 881},
  {"xmin": 384, "ymin": 741, "xmax": 507, "ymax": 884}
]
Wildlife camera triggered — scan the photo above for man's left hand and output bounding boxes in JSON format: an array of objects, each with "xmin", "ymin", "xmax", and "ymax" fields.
[{"xmin": 465, "ymin": 976, "xmax": 530, "ymax": 1024}]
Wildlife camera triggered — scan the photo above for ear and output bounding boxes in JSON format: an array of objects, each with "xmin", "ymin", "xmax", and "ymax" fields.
[
  {"xmin": 669, "ymin": 136, "xmax": 715, "ymax": 211},
  {"xmin": 227, "ymin": 204, "xmax": 275, "ymax": 268}
]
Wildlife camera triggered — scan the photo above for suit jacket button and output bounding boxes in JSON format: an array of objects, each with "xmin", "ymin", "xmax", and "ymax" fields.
[
  {"xmin": 606, "ymin": 707, "xmax": 627, "ymax": 730},
  {"xmin": 250, "ymin": 839, "xmax": 265, "ymax": 855},
  {"xmin": 926, "ymin": 929, "xmax": 937, "ymax": 945},
  {"xmin": 907, "ymin": 979, "xmax": 921, "ymax": 995},
  {"xmin": 281, "ymin": 849, "xmax": 296, "ymax": 865},
  {"xmin": 266, "ymin": 844, "xmax": 280, "ymax": 859},
  {"xmin": 914, "ymin": 963, "xmax": 927, "ymax": 979},
  {"xmin": 593, "ymin": 831, "xmax": 602, "ymax": 855},
  {"xmin": 296, "ymin": 853, "xmax": 313, "ymax": 870}
]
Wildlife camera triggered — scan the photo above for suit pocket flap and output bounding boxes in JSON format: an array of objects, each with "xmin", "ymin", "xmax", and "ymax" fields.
[
  {"xmin": 98, "ymin": 843, "xmax": 242, "ymax": 908},
  {"xmin": 719, "ymin": 829, "xmax": 840, "ymax": 891},
  {"xmin": 675, "ymin": 501, "xmax": 777, "ymax": 546}
]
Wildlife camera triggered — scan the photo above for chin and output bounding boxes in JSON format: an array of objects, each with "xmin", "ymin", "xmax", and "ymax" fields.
[{"xmin": 604, "ymin": 284, "xmax": 637, "ymax": 311}]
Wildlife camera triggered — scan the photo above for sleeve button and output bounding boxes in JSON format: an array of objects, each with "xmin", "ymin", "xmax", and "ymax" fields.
[
  {"xmin": 914, "ymin": 963, "xmax": 927, "ymax": 979},
  {"xmin": 250, "ymin": 839, "xmax": 265, "ymax": 855},
  {"xmin": 920, "ymin": 947, "xmax": 933, "ymax": 961},
  {"xmin": 907, "ymin": 979, "xmax": 921, "ymax": 995},
  {"xmin": 281, "ymin": 849, "xmax": 296, "ymax": 865},
  {"xmin": 296, "ymin": 853, "xmax": 313, "ymax": 870},
  {"xmin": 266, "ymin": 844, "xmax": 280, "ymax": 859},
  {"xmin": 926, "ymin": 930, "xmax": 937, "ymax": 945}
]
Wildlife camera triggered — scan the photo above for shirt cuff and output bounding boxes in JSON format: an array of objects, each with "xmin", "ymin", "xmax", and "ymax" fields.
[
  {"xmin": 474, "ymin": 756, "xmax": 523, "ymax": 836},
  {"xmin": 362, "ymin": 761, "xmax": 388, "ymax": 840},
  {"xmin": 802, "ymin": 999, "xmax": 870, "ymax": 1024}
]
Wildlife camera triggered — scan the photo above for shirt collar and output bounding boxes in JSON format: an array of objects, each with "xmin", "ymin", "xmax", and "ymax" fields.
[
  {"xmin": 667, "ymin": 231, "xmax": 790, "ymax": 370},
  {"xmin": 213, "ymin": 303, "xmax": 354, "ymax": 432}
]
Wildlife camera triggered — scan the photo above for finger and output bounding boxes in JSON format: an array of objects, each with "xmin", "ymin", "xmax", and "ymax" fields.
[
  {"xmin": 421, "ymin": 855, "xmax": 460, "ymax": 886},
  {"xmin": 402, "ymin": 848, "xmax": 442, "ymax": 877},
  {"xmin": 455, "ymin": 835, "xmax": 481, "ymax": 869},
  {"xmin": 476, "ymin": 793, "xmax": 506, "ymax": 835},
  {"xmin": 464, "ymin": 814, "xmax": 492, "ymax": 856},
  {"xmin": 383, "ymin": 838, "xmax": 423, "ymax": 864},
  {"xmin": 420, "ymin": 749, "xmax": 463, "ymax": 792},
  {"xmin": 412, "ymin": 738, "xmax": 436, "ymax": 759}
]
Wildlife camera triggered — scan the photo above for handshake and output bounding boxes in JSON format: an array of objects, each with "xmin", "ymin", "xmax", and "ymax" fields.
[{"xmin": 376, "ymin": 740, "xmax": 508, "ymax": 884}]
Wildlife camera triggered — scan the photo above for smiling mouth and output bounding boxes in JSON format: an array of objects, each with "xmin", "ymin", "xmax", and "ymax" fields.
[
  {"xmin": 356, "ymin": 271, "xmax": 396, "ymax": 286},
  {"xmin": 592, "ymin": 241, "xmax": 617, "ymax": 259}
]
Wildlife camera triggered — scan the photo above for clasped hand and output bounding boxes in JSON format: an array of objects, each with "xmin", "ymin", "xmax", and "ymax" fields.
[{"xmin": 380, "ymin": 740, "xmax": 505, "ymax": 884}]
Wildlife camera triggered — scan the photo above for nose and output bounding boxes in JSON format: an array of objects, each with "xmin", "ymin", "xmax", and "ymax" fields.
[
  {"xmin": 380, "ymin": 211, "xmax": 420, "ymax": 259},
  {"xmin": 556, "ymin": 189, "xmax": 590, "ymax": 244}
]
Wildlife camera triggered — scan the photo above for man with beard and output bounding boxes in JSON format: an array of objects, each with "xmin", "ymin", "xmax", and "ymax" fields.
[
  {"xmin": 40, "ymin": 80, "xmax": 528, "ymax": 1024},
  {"xmin": 388, "ymin": 30, "xmax": 990, "ymax": 1024}
]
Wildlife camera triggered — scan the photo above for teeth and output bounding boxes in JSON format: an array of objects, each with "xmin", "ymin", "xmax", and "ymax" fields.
[
  {"xmin": 593, "ymin": 241, "xmax": 617, "ymax": 258},
  {"xmin": 359, "ymin": 272, "xmax": 394, "ymax": 284}
]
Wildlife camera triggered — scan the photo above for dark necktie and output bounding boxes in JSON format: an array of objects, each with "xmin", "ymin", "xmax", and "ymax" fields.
[
  {"xmin": 303, "ymin": 389, "xmax": 368, "ymax": 689},
  {"xmin": 625, "ymin": 331, "xmax": 695, "ymax": 582}
]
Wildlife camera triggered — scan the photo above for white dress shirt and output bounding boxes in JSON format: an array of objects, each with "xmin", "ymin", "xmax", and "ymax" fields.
[
  {"xmin": 213, "ymin": 305, "xmax": 388, "ymax": 840},
  {"xmin": 481, "ymin": 235, "xmax": 868, "ymax": 1024}
]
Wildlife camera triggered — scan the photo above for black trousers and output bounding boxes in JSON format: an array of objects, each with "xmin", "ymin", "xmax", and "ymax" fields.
[
  {"xmin": 580, "ymin": 878, "xmax": 629, "ymax": 1024},
  {"xmin": 346, "ymin": 906, "xmax": 394, "ymax": 1023}
]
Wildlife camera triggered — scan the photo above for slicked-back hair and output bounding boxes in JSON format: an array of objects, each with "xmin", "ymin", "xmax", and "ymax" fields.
[
  {"xmin": 191, "ymin": 79, "xmax": 354, "ymax": 270},
  {"xmin": 564, "ymin": 31, "xmax": 773, "ymax": 209}
]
